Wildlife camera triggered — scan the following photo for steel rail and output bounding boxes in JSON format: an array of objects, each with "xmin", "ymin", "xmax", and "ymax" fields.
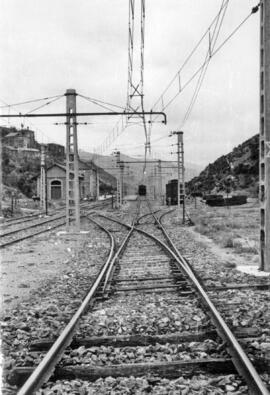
[
  {"xmin": 17, "ymin": 217, "xmax": 115, "ymax": 395},
  {"xmin": 1, "ymin": 213, "xmax": 44, "ymax": 226},
  {"xmin": 0, "ymin": 220, "xmax": 66, "ymax": 249},
  {"xmin": 0, "ymin": 214, "xmax": 64, "ymax": 238},
  {"xmin": 146, "ymin": 201, "xmax": 268, "ymax": 394},
  {"xmin": 96, "ymin": 196, "xmax": 142, "ymax": 293},
  {"xmin": 135, "ymin": 208, "xmax": 161, "ymax": 224},
  {"xmin": 0, "ymin": 201, "xmax": 111, "ymax": 248},
  {"xmin": 90, "ymin": 215, "xmax": 135, "ymax": 293},
  {"xmin": 95, "ymin": 212, "xmax": 269, "ymax": 395}
]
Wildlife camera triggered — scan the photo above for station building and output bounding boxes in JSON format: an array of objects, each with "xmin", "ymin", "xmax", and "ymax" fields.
[{"xmin": 36, "ymin": 160, "xmax": 99, "ymax": 202}]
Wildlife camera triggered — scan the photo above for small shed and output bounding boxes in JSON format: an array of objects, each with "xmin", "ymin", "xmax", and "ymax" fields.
[{"xmin": 36, "ymin": 163, "xmax": 84, "ymax": 202}]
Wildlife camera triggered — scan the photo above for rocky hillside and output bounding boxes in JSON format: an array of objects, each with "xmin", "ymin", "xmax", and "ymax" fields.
[{"xmin": 187, "ymin": 134, "xmax": 259, "ymax": 197}]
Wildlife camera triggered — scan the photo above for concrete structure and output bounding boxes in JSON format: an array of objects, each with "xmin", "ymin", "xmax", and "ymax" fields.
[
  {"xmin": 260, "ymin": 1, "xmax": 270, "ymax": 271},
  {"xmin": 65, "ymin": 89, "xmax": 80, "ymax": 230},
  {"xmin": 171, "ymin": 131, "xmax": 185, "ymax": 223},
  {"xmin": 40, "ymin": 145, "xmax": 47, "ymax": 212},
  {"xmin": 0, "ymin": 130, "xmax": 2, "ymax": 216}
]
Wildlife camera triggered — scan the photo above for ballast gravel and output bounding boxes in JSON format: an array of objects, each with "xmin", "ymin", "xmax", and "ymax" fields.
[
  {"xmin": 34, "ymin": 374, "xmax": 265, "ymax": 394},
  {"xmin": 78, "ymin": 292, "xmax": 208, "ymax": 337},
  {"xmin": 2, "ymin": 203, "xmax": 270, "ymax": 394},
  {"xmin": 60, "ymin": 339, "xmax": 224, "ymax": 367},
  {"xmin": 1, "ymin": 219, "xmax": 111, "ymax": 376}
]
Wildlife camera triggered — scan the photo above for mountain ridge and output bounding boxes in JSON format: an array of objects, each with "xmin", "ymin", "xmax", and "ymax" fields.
[{"xmin": 187, "ymin": 134, "xmax": 259, "ymax": 196}]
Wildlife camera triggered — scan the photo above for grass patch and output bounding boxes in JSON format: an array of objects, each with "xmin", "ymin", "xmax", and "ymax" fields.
[{"xmin": 189, "ymin": 201, "xmax": 259, "ymax": 257}]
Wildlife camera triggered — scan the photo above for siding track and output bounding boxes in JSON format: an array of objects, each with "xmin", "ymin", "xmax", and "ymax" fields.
[{"xmin": 0, "ymin": 200, "xmax": 111, "ymax": 248}]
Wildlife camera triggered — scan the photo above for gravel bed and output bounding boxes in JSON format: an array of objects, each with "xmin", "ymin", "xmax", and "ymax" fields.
[
  {"xmin": 162, "ymin": 211, "xmax": 269, "ymax": 287},
  {"xmin": 1, "ymin": 219, "xmax": 111, "ymax": 374},
  {"xmin": 34, "ymin": 374, "xmax": 261, "ymax": 394},
  {"xmin": 91, "ymin": 214, "xmax": 130, "ymax": 247},
  {"xmin": 2, "ymin": 203, "xmax": 269, "ymax": 394},
  {"xmin": 161, "ymin": 211, "xmax": 270, "ymax": 360},
  {"xmin": 60, "ymin": 339, "xmax": 224, "ymax": 367},
  {"xmin": 211, "ymin": 289, "xmax": 270, "ymax": 359},
  {"xmin": 78, "ymin": 292, "xmax": 209, "ymax": 337}
]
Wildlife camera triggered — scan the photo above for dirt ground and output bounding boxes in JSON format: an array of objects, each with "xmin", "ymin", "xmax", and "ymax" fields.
[{"xmin": 0, "ymin": 227, "xmax": 91, "ymax": 315}]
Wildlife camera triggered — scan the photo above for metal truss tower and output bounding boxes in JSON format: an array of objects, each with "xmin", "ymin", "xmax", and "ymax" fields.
[
  {"xmin": 127, "ymin": 0, "xmax": 150, "ymax": 153},
  {"xmin": 65, "ymin": 89, "xmax": 80, "ymax": 231},
  {"xmin": 171, "ymin": 131, "xmax": 185, "ymax": 223},
  {"xmin": 260, "ymin": 1, "xmax": 270, "ymax": 271},
  {"xmin": 40, "ymin": 144, "xmax": 47, "ymax": 213}
]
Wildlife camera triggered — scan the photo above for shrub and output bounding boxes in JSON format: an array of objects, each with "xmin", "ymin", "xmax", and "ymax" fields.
[{"xmin": 223, "ymin": 236, "xmax": 234, "ymax": 248}]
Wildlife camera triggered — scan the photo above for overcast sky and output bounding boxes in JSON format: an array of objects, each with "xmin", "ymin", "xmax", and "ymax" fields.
[{"xmin": 0, "ymin": 0, "xmax": 260, "ymax": 167}]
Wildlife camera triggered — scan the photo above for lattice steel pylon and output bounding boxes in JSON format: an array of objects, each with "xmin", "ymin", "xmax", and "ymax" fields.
[
  {"xmin": 126, "ymin": 0, "xmax": 150, "ymax": 154},
  {"xmin": 260, "ymin": 1, "xmax": 270, "ymax": 272},
  {"xmin": 65, "ymin": 89, "xmax": 80, "ymax": 231},
  {"xmin": 40, "ymin": 144, "xmax": 46, "ymax": 213}
]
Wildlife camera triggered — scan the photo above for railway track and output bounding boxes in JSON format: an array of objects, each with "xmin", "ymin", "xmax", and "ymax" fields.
[
  {"xmin": 0, "ymin": 200, "xmax": 111, "ymax": 248},
  {"xmin": 0, "ymin": 213, "xmax": 46, "ymax": 229},
  {"xmin": 4, "ymin": 198, "xmax": 269, "ymax": 394}
]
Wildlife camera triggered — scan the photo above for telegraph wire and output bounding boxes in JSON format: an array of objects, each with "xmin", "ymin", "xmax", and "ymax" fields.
[
  {"xmin": 78, "ymin": 94, "xmax": 126, "ymax": 111},
  {"xmin": 26, "ymin": 95, "xmax": 64, "ymax": 115},
  {"xmin": 153, "ymin": 2, "xmax": 260, "ymax": 119},
  {"xmin": 181, "ymin": 0, "xmax": 229, "ymax": 127},
  {"xmin": 150, "ymin": 0, "xmax": 230, "ymax": 111},
  {"xmin": 0, "ymin": 94, "xmax": 63, "ymax": 109},
  {"xmin": 150, "ymin": 2, "xmax": 259, "ymax": 121}
]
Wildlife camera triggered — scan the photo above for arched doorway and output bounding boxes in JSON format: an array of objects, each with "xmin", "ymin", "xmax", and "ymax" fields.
[{"xmin": 51, "ymin": 180, "xmax": 62, "ymax": 200}]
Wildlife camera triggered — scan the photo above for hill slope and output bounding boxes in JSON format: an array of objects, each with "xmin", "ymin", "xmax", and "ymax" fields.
[
  {"xmin": 79, "ymin": 150, "xmax": 202, "ymax": 192},
  {"xmin": 187, "ymin": 134, "xmax": 259, "ymax": 196}
]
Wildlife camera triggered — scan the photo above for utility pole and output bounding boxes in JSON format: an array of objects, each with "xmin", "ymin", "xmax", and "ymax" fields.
[
  {"xmin": 96, "ymin": 168, "xmax": 99, "ymax": 201},
  {"xmin": 0, "ymin": 129, "xmax": 2, "ymax": 218},
  {"xmin": 114, "ymin": 151, "xmax": 121, "ymax": 206},
  {"xmin": 119, "ymin": 161, "xmax": 124, "ymax": 205},
  {"xmin": 65, "ymin": 89, "xmax": 80, "ymax": 231},
  {"xmin": 170, "ymin": 131, "xmax": 185, "ymax": 223},
  {"xmin": 158, "ymin": 159, "xmax": 162, "ymax": 204},
  {"xmin": 40, "ymin": 144, "xmax": 47, "ymax": 214},
  {"xmin": 260, "ymin": 1, "xmax": 270, "ymax": 271}
]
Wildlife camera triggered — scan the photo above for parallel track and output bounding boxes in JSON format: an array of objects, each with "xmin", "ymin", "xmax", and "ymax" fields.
[{"xmin": 0, "ymin": 200, "xmax": 111, "ymax": 248}]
